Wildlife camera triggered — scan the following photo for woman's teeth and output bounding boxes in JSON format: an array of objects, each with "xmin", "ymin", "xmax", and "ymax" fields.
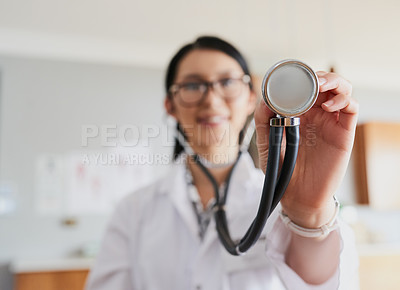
[
  {"xmin": 209, "ymin": 116, "xmax": 224, "ymax": 123},
  {"xmin": 200, "ymin": 116, "xmax": 226, "ymax": 124}
]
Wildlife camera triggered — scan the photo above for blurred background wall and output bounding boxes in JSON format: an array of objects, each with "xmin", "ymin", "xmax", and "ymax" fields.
[{"xmin": 0, "ymin": 0, "xmax": 400, "ymax": 289}]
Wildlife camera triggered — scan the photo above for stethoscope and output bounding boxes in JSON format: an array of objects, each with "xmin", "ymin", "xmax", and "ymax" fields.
[{"xmin": 176, "ymin": 59, "xmax": 319, "ymax": 256}]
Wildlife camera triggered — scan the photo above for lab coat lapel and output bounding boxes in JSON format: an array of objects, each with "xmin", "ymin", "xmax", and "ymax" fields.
[
  {"xmin": 198, "ymin": 153, "xmax": 259, "ymax": 255},
  {"xmin": 165, "ymin": 161, "xmax": 200, "ymax": 241},
  {"xmin": 224, "ymin": 153, "xmax": 260, "ymax": 230}
]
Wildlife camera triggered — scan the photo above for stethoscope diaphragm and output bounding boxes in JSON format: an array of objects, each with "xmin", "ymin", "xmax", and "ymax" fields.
[{"xmin": 262, "ymin": 59, "xmax": 319, "ymax": 117}]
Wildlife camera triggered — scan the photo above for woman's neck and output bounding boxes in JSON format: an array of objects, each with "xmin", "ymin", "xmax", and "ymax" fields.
[
  {"xmin": 187, "ymin": 157, "xmax": 234, "ymax": 186},
  {"xmin": 190, "ymin": 142, "xmax": 240, "ymax": 168},
  {"xmin": 186, "ymin": 146, "xmax": 240, "ymax": 208}
]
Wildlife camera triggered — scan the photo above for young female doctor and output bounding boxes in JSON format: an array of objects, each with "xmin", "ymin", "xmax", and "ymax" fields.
[{"xmin": 86, "ymin": 36, "xmax": 359, "ymax": 290}]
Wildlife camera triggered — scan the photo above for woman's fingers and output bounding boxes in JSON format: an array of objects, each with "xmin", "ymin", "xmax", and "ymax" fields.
[
  {"xmin": 254, "ymin": 101, "xmax": 275, "ymax": 171},
  {"xmin": 324, "ymin": 94, "xmax": 359, "ymax": 132},
  {"xmin": 316, "ymin": 71, "xmax": 358, "ymax": 115},
  {"xmin": 317, "ymin": 71, "xmax": 352, "ymax": 95},
  {"xmin": 321, "ymin": 93, "xmax": 359, "ymax": 115},
  {"xmin": 314, "ymin": 71, "xmax": 358, "ymax": 129},
  {"xmin": 254, "ymin": 99, "xmax": 275, "ymax": 123},
  {"xmin": 254, "ymin": 102, "xmax": 272, "ymax": 145},
  {"xmin": 315, "ymin": 71, "xmax": 352, "ymax": 107}
]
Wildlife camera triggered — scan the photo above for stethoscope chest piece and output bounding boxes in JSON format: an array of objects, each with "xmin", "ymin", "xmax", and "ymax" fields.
[{"xmin": 262, "ymin": 59, "xmax": 319, "ymax": 118}]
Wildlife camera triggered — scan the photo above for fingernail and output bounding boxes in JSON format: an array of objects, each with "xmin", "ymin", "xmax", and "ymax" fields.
[
  {"xmin": 323, "ymin": 99, "xmax": 334, "ymax": 107},
  {"xmin": 319, "ymin": 78, "xmax": 327, "ymax": 85}
]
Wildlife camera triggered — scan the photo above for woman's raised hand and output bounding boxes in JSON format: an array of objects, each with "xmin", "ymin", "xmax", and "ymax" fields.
[{"xmin": 254, "ymin": 72, "xmax": 359, "ymax": 228}]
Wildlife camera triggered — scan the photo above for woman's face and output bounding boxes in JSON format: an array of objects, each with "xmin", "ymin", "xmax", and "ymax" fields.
[{"xmin": 165, "ymin": 49, "xmax": 256, "ymax": 155}]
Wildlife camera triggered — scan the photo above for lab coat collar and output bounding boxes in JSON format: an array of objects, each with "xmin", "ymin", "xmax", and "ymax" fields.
[
  {"xmin": 159, "ymin": 152, "xmax": 262, "ymax": 251},
  {"xmin": 158, "ymin": 156, "xmax": 200, "ymax": 241},
  {"xmin": 201, "ymin": 152, "xmax": 263, "ymax": 255}
]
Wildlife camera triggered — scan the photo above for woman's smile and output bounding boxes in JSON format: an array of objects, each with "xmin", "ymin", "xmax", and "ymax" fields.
[{"xmin": 196, "ymin": 114, "xmax": 229, "ymax": 127}]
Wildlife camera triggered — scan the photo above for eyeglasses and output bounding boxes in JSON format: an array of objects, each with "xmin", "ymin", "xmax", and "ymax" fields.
[{"xmin": 169, "ymin": 75, "xmax": 251, "ymax": 107}]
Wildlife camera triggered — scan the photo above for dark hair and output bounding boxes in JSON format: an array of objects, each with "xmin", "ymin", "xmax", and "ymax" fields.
[
  {"xmin": 165, "ymin": 36, "xmax": 252, "ymax": 95},
  {"xmin": 165, "ymin": 36, "xmax": 253, "ymax": 159}
]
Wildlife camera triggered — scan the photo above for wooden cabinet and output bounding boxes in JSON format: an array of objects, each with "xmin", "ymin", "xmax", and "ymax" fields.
[
  {"xmin": 11, "ymin": 258, "xmax": 93, "ymax": 290},
  {"xmin": 354, "ymin": 122, "xmax": 400, "ymax": 209},
  {"xmin": 15, "ymin": 270, "xmax": 89, "ymax": 290}
]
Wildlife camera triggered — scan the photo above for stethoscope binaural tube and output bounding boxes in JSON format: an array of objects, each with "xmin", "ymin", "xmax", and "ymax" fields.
[{"xmin": 182, "ymin": 59, "xmax": 318, "ymax": 256}]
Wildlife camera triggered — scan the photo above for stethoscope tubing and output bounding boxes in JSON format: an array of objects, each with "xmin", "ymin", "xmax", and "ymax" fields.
[{"xmin": 188, "ymin": 124, "xmax": 299, "ymax": 255}]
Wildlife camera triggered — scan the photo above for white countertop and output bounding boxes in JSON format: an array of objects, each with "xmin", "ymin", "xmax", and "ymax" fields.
[{"xmin": 11, "ymin": 257, "xmax": 94, "ymax": 273}]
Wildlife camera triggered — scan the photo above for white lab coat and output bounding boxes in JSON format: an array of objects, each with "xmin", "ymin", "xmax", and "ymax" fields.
[{"xmin": 86, "ymin": 153, "xmax": 359, "ymax": 290}]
